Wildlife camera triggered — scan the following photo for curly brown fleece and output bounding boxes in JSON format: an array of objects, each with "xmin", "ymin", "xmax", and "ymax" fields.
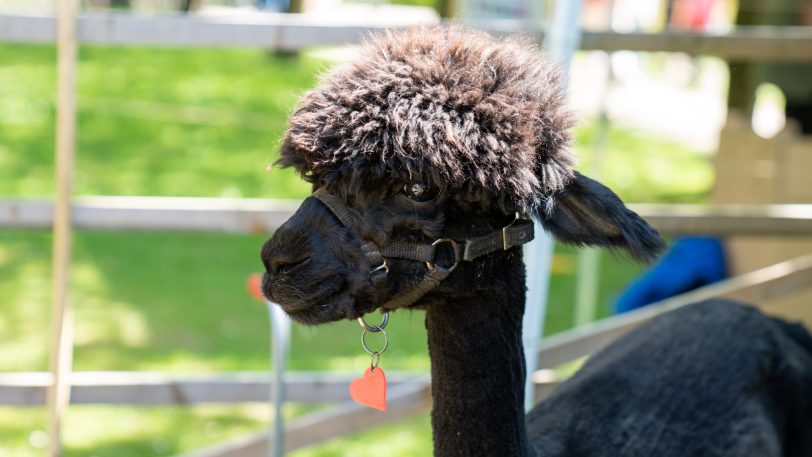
[{"xmin": 278, "ymin": 26, "xmax": 576, "ymax": 213}]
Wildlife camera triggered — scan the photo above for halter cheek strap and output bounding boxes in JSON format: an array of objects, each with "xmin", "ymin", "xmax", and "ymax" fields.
[
  {"xmin": 312, "ymin": 188, "xmax": 390, "ymax": 302},
  {"xmin": 312, "ymin": 187, "xmax": 535, "ymax": 311}
]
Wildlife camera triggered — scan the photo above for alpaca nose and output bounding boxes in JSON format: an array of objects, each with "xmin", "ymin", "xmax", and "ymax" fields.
[
  {"xmin": 261, "ymin": 232, "xmax": 311, "ymax": 278},
  {"xmin": 271, "ymin": 255, "xmax": 311, "ymax": 275},
  {"xmin": 260, "ymin": 196, "xmax": 330, "ymax": 278}
]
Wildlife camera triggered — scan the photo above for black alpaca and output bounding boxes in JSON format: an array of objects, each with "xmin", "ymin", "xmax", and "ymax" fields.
[
  {"xmin": 260, "ymin": 27, "xmax": 812, "ymax": 456},
  {"xmin": 527, "ymin": 300, "xmax": 812, "ymax": 457}
]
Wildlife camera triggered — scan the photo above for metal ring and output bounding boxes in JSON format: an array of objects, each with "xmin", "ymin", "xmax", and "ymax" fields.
[
  {"xmin": 369, "ymin": 352, "xmax": 381, "ymax": 369},
  {"xmin": 357, "ymin": 312, "xmax": 389, "ymax": 332},
  {"xmin": 361, "ymin": 329, "xmax": 388, "ymax": 355},
  {"xmin": 425, "ymin": 238, "xmax": 460, "ymax": 273}
]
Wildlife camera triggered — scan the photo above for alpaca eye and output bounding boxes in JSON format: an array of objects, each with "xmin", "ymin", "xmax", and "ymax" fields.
[{"xmin": 403, "ymin": 182, "xmax": 440, "ymax": 202}]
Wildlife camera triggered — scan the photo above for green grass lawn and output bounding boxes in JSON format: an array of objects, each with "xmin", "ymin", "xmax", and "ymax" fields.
[
  {"xmin": 0, "ymin": 44, "xmax": 314, "ymax": 199},
  {"xmin": 0, "ymin": 43, "xmax": 713, "ymax": 456}
]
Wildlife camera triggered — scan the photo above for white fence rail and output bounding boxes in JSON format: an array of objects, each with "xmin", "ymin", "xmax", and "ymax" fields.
[
  {"xmin": 0, "ymin": 197, "xmax": 298, "ymax": 233},
  {"xmin": 175, "ymin": 382, "xmax": 432, "ymax": 457},
  {"xmin": 0, "ymin": 11, "xmax": 438, "ymax": 50},
  {"xmin": 3, "ymin": 198, "xmax": 812, "ymax": 236},
  {"xmin": 3, "ymin": 13, "xmax": 812, "ymax": 61},
  {"xmin": 536, "ymin": 251, "xmax": 812, "ymax": 369},
  {"xmin": 0, "ymin": 371, "xmax": 431, "ymax": 406}
]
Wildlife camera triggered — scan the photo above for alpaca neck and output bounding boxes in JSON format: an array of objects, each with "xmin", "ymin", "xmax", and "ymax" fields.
[{"xmin": 425, "ymin": 256, "xmax": 529, "ymax": 456}]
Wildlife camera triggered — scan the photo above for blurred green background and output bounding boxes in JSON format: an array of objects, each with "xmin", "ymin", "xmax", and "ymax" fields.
[{"xmin": 0, "ymin": 41, "xmax": 712, "ymax": 456}]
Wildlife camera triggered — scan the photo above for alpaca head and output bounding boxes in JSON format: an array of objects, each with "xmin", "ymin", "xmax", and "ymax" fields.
[{"xmin": 260, "ymin": 27, "xmax": 665, "ymax": 325}]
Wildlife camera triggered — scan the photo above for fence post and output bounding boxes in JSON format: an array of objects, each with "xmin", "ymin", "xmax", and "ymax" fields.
[
  {"xmin": 48, "ymin": 0, "xmax": 78, "ymax": 455},
  {"xmin": 523, "ymin": 0, "xmax": 584, "ymax": 410}
]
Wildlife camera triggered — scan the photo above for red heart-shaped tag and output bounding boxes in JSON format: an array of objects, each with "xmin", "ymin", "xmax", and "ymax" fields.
[{"xmin": 349, "ymin": 367, "xmax": 387, "ymax": 411}]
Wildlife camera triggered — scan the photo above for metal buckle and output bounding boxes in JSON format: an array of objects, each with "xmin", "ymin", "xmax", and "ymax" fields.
[{"xmin": 426, "ymin": 238, "xmax": 460, "ymax": 273}]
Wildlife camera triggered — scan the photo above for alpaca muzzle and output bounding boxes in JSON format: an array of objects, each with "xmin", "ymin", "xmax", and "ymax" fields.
[{"xmin": 311, "ymin": 188, "xmax": 537, "ymax": 312}]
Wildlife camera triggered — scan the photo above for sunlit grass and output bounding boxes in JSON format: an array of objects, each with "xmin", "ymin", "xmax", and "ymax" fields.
[
  {"xmin": 575, "ymin": 123, "xmax": 714, "ymax": 203},
  {"xmin": 63, "ymin": 405, "xmax": 269, "ymax": 457},
  {"xmin": 0, "ymin": 405, "xmax": 268, "ymax": 457},
  {"xmin": 290, "ymin": 414, "xmax": 433, "ymax": 457},
  {"xmin": 0, "ymin": 406, "xmax": 433, "ymax": 457},
  {"xmin": 0, "ymin": 44, "xmax": 317, "ymax": 200}
]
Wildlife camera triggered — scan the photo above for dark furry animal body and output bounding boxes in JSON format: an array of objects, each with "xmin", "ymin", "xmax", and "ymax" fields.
[
  {"xmin": 260, "ymin": 26, "xmax": 812, "ymax": 456},
  {"xmin": 529, "ymin": 300, "xmax": 812, "ymax": 457}
]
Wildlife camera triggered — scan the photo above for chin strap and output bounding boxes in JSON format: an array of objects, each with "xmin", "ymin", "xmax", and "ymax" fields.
[{"xmin": 312, "ymin": 188, "xmax": 535, "ymax": 311}]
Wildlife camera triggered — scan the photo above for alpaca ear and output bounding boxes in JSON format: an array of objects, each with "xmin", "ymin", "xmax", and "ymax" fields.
[{"xmin": 537, "ymin": 172, "xmax": 666, "ymax": 263}]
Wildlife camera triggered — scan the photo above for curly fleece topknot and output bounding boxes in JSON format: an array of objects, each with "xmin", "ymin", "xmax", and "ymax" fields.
[{"xmin": 278, "ymin": 26, "xmax": 577, "ymax": 212}]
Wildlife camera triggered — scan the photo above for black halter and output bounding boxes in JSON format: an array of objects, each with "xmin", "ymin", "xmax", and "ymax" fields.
[{"xmin": 312, "ymin": 187, "xmax": 535, "ymax": 311}]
